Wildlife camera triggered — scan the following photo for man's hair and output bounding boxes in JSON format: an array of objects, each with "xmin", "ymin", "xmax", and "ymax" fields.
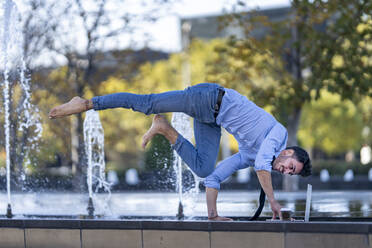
[{"xmin": 286, "ymin": 146, "xmax": 312, "ymax": 177}]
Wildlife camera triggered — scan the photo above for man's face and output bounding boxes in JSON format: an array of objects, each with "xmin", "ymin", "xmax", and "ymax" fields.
[{"xmin": 273, "ymin": 149, "xmax": 304, "ymax": 175}]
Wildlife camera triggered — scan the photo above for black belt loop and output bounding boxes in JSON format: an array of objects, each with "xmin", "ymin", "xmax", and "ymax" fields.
[{"xmin": 214, "ymin": 88, "xmax": 225, "ymax": 119}]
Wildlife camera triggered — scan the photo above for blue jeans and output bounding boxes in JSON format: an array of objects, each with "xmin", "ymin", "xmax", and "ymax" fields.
[{"xmin": 92, "ymin": 83, "xmax": 223, "ymax": 178}]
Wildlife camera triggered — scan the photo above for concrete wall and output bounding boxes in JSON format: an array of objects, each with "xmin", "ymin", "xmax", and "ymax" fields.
[{"xmin": 0, "ymin": 219, "xmax": 371, "ymax": 248}]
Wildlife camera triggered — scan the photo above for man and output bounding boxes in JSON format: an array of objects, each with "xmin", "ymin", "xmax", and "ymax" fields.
[{"xmin": 49, "ymin": 83, "xmax": 311, "ymax": 221}]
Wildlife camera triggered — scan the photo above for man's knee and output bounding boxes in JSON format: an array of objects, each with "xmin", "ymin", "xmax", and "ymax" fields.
[
  {"xmin": 194, "ymin": 159, "xmax": 215, "ymax": 178},
  {"xmin": 196, "ymin": 170, "xmax": 212, "ymax": 178}
]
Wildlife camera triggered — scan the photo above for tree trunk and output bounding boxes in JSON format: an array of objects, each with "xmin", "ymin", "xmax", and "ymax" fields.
[
  {"xmin": 283, "ymin": 17, "xmax": 303, "ymax": 192},
  {"xmin": 67, "ymin": 63, "xmax": 87, "ymax": 192},
  {"xmin": 283, "ymin": 107, "xmax": 302, "ymax": 191},
  {"xmin": 71, "ymin": 113, "xmax": 86, "ymax": 192}
]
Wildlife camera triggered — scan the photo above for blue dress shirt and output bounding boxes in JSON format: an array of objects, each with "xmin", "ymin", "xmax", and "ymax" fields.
[{"xmin": 204, "ymin": 88, "xmax": 288, "ymax": 190}]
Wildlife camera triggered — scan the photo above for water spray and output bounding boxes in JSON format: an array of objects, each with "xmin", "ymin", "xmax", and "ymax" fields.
[
  {"xmin": 2, "ymin": 0, "xmax": 14, "ymax": 220},
  {"xmin": 171, "ymin": 112, "xmax": 193, "ymax": 219},
  {"xmin": 1, "ymin": 0, "xmax": 42, "ymax": 218},
  {"xmin": 84, "ymin": 110, "xmax": 111, "ymax": 218}
]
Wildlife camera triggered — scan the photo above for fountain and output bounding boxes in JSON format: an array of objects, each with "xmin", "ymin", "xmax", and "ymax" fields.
[
  {"xmin": 171, "ymin": 112, "xmax": 192, "ymax": 219},
  {"xmin": 83, "ymin": 109, "xmax": 111, "ymax": 217},
  {"xmin": 171, "ymin": 112, "xmax": 204, "ymax": 219},
  {"xmin": 1, "ymin": 0, "xmax": 42, "ymax": 218}
]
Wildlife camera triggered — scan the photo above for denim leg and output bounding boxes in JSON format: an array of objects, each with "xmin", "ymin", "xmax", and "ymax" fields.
[
  {"xmin": 92, "ymin": 90, "xmax": 191, "ymax": 115},
  {"xmin": 173, "ymin": 119, "xmax": 221, "ymax": 178},
  {"xmin": 92, "ymin": 83, "xmax": 222, "ymax": 123},
  {"xmin": 92, "ymin": 83, "xmax": 223, "ymax": 178}
]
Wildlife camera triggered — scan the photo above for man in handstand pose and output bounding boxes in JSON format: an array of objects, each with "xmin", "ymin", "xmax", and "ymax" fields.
[{"xmin": 49, "ymin": 83, "xmax": 311, "ymax": 221}]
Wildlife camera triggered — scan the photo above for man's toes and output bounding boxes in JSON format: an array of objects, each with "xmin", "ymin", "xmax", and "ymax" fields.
[
  {"xmin": 142, "ymin": 131, "xmax": 152, "ymax": 149},
  {"xmin": 142, "ymin": 135, "xmax": 150, "ymax": 149},
  {"xmin": 48, "ymin": 108, "xmax": 58, "ymax": 118}
]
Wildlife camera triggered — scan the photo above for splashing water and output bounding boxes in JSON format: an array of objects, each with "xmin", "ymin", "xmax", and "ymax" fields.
[
  {"xmin": 0, "ymin": 0, "xmax": 42, "ymax": 207},
  {"xmin": 0, "ymin": 0, "xmax": 13, "ymax": 206},
  {"xmin": 171, "ymin": 112, "xmax": 201, "ymax": 213},
  {"xmin": 83, "ymin": 110, "xmax": 111, "ymax": 213}
]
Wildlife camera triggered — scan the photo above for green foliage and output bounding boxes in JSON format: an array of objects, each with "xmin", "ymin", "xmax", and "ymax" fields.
[
  {"xmin": 144, "ymin": 134, "xmax": 173, "ymax": 171},
  {"xmin": 305, "ymin": 1, "xmax": 372, "ymax": 100},
  {"xmin": 312, "ymin": 160, "xmax": 372, "ymax": 176},
  {"xmin": 298, "ymin": 91, "xmax": 365, "ymax": 154},
  {"xmin": 218, "ymin": 0, "xmax": 372, "ymax": 145}
]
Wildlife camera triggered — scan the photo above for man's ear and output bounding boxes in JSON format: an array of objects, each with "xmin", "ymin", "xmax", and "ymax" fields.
[{"xmin": 282, "ymin": 149, "xmax": 294, "ymax": 156}]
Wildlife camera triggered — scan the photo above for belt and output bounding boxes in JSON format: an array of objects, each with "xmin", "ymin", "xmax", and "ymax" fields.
[
  {"xmin": 214, "ymin": 88, "xmax": 225, "ymax": 119},
  {"xmin": 249, "ymin": 156, "xmax": 276, "ymax": 220}
]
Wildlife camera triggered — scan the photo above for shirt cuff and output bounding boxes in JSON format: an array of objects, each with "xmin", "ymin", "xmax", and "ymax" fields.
[
  {"xmin": 204, "ymin": 174, "xmax": 221, "ymax": 190},
  {"xmin": 92, "ymin": 96, "xmax": 102, "ymax": 110},
  {"xmin": 254, "ymin": 164, "xmax": 272, "ymax": 172}
]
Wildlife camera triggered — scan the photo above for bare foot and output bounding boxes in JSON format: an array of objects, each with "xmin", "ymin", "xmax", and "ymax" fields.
[
  {"xmin": 208, "ymin": 216, "xmax": 233, "ymax": 221},
  {"xmin": 142, "ymin": 114, "xmax": 174, "ymax": 149},
  {"xmin": 49, "ymin": 96, "xmax": 88, "ymax": 119}
]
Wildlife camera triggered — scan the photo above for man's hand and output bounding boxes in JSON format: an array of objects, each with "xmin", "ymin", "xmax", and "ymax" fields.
[{"xmin": 270, "ymin": 199, "xmax": 282, "ymax": 220}]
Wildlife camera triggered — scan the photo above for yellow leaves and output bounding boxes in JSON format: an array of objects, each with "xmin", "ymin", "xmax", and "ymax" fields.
[
  {"xmin": 263, "ymin": 105, "xmax": 275, "ymax": 115},
  {"xmin": 361, "ymin": 56, "xmax": 372, "ymax": 67},
  {"xmin": 331, "ymin": 108, "xmax": 342, "ymax": 118},
  {"xmin": 228, "ymin": 133, "xmax": 239, "ymax": 152},
  {"xmin": 288, "ymin": 87, "xmax": 296, "ymax": 96},
  {"xmin": 342, "ymin": 39, "xmax": 351, "ymax": 50},
  {"xmin": 228, "ymin": 57, "xmax": 245, "ymax": 69},
  {"xmin": 356, "ymin": 23, "xmax": 370, "ymax": 33},
  {"xmin": 100, "ymin": 77, "xmax": 128, "ymax": 94},
  {"xmin": 297, "ymin": 128, "xmax": 315, "ymax": 149},
  {"xmin": 298, "ymin": 89, "xmax": 365, "ymax": 154},
  {"xmin": 332, "ymin": 55, "xmax": 344, "ymax": 68}
]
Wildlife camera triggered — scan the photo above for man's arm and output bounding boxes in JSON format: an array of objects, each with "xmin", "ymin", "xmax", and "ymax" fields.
[
  {"xmin": 204, "ymin": 153, "xmax": 245, "ymax": 221},
  {"xmin": 256, "ymin": 170, "xmax": 282, "ymax": 220}
]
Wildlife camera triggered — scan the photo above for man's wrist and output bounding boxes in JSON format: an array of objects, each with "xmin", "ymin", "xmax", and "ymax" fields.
[{"xmin": 85, "ymin": 99, "xmax": 93, "ymax": 111}]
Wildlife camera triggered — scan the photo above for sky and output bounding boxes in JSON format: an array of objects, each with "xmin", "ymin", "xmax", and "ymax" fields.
[
  {"xmin": 143, "ymin": 0, "xmax": 290, "ymax": 52},
  {"xmin": 8, "ymin": 0, "xmax": 291, "ymax": 66}
]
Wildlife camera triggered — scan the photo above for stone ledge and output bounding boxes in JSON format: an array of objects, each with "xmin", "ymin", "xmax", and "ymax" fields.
[
  {"xmin": 81, "ymin": 219, "xmax": 142, "ymax": 229},
  {"xmin": 285, "ymin": 222, "xmax": 370, "ymax": 234},
  {"xmin": 0, "ymin": 218, "xmax": 371, "ymax": 234},
  {"xmin": 23, "ymin": 219, "xmax": 81, "ymax": 229}
]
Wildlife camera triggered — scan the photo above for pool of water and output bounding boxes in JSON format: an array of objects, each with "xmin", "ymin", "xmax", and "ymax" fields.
[{"xmin": 1, "ymin": 190, "xmax": 371, "ymax": 218}]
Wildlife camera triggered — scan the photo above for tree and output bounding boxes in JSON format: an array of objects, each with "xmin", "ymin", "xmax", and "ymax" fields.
[
  {"xmin": 213, "ymin": 0, "xmax": 371, "ymax": 190},
  {"xmin": 298, "ymin": 91, "xmax": 365, "ymax": 155},
  {"xmin": 40, "ymin": 0, "xmax": 174, "ymax": 190},
  {"xmin": 219, "ymin": 0, "xmax": 371, "ymax": 143}
]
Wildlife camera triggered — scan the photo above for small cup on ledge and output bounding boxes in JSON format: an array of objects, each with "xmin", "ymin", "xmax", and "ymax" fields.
[{"xmin": 280, "ymin": 208, "xmax": 293, "ymax": 221}]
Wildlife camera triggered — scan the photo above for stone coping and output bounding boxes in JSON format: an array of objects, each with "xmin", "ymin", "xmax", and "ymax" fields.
[{"xmin": 0, "ymin": 217, "xmax": 372, "ymax": 234}]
